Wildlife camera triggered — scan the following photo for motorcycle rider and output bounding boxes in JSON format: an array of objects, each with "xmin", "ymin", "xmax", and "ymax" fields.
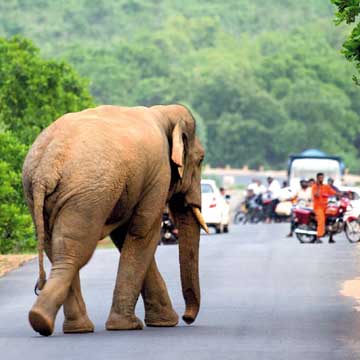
[
  {"xmin": 244, "ymin": 188, "xmax": 261, "ymax": 223},
  {"xmin": 161, "ymin": 210, "xmax": 178, "ymax": 244},
  {"xmin": 247, "ymin": 178, "xmax": 266, "ymax": 196},
  {"xmin": 327, "ymin": 177, "xmax": 339, "ymax": 192},
  {"xmin": 286, "ymin": 179, "xmax": 312, "ymax": 237},
  {"xmin": 312, "ymin": 172, "xmax": 338, "ymax": 243},
  {"xmin": 255, "ymin": 179, "xmax": 267, "ymax": 196},
  {"xmin": 247, "ymin": 178, "xmax": 258, "ymax": 193}
]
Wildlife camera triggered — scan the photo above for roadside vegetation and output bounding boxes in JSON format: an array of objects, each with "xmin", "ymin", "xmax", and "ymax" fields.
[
  {"xmin": 0, "ymin": 37, "xmax": 93, "ymax": 253},
  {"xmin": 1, "ymin": 1, "xmax": 359, "ymax": 171},
  {"xmin": 1, "ymin": 1, "xmax": 360, "ymax": 252},
  {"xmin": 332, "ymin": 1, "xmax": 360, "ymax": 84}
]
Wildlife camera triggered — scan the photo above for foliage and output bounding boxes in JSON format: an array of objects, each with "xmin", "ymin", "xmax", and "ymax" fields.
[
  {"xmin": 1, "ymin": 1, "xmax": 359, "ymax": 252},
  {"xmin": 332, "ymin": 0, "xmax": 360, "ymax": 84},
  {"xmin": 0, "ymin": 36, "xmax": 93, "ymax": 145},
  {"xmin": 0, "ymin": 1, "xmax": 357, "ymax": 172},
  {"xmin": 1, "ymin": 1, "xmax": 357, "ymax": 171},
  {"xmin": 0, "ymin": 158, "xmax": 35, "ymax": 253},
  {"xmin": 0, "ymin": 37, "xmax": 94, "ymax": 253}
]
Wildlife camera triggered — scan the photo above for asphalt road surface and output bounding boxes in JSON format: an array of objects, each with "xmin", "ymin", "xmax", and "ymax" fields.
[{"xmin": 1, "ymin": 224, "xmax": 360, "ymax": 360}]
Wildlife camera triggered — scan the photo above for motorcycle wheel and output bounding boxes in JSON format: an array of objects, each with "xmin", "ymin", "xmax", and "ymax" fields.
[
  {"xmin": 295, "ymin": 225, "xmax": 316, "ymax": 244},
  {"xmin": 345, "ymin": 219, "xmax": 360, "ymax": 243},
  {"xmin": 251, "ymin": 214, "xmax": 263, "ymax": 224},
  {"xmin": 234, "ymin": 212, "xmax": 246, "ymax": 224}
]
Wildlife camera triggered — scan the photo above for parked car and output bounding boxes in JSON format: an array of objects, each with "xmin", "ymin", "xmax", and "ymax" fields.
[{"xmin": 201, "ymin": 179, "xmax": 230, "ymax": 233}]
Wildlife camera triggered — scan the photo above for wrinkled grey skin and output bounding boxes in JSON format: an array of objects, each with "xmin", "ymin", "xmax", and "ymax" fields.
[{"xmin": 22, "ymin": 104, "xmax": 205, "ymax": 336}]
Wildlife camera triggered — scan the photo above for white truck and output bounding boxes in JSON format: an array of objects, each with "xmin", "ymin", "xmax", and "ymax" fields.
[{"xmin": 288, "ymin": 149, "xmax": 344, "ymax": 189}]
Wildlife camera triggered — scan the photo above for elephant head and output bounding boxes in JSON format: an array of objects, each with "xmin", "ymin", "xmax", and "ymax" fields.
[{"xmin": 152, "ymin": 104, "xmax": 208, "ymax": 325}]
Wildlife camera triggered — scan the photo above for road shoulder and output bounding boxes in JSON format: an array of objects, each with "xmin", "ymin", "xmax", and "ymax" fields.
[{"xmin": 0, "ymin": 254, "xmax": 36, "ymax": 277}]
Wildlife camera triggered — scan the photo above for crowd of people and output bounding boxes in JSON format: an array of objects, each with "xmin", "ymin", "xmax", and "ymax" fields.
[
  {"xmin": 243, "ymin": 173, "xmax": 342, "ymax": 243},
  {"xmin": 245, "ymin": 176, "xmax": 284, "ymax": 223}
]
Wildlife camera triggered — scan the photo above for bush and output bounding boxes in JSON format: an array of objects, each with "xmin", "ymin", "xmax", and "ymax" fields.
[{"xmin": 0, "ymin": 37, "xmax": 94, "ymax": 253}]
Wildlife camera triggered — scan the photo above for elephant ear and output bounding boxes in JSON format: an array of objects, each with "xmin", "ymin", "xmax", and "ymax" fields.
[{"xmin": 171, "ymin": 122, "xmax": 185, "ymax": 178}]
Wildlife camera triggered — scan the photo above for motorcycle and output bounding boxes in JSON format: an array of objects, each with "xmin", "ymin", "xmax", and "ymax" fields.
[
  {"xmin": 344, "ymin": 196, "xmax": 360, "ymax": 242},
  {"xmin": 293, "ymin": 196, "xmax": 359, "ymax": 243},
  {"xmin": 233, "ymin": 202, "xmax": 247, "ymax": 224},
  {"xmin": 345, "ymin": 214, "xmax": 360, "ymax": 243},
  {"xmin": 159, "ymin": 213, "xmax": 179, "ymax": 245},
  {"xmin": 234, "ymin": 195, "xmax": 265, "ymax": 224}
]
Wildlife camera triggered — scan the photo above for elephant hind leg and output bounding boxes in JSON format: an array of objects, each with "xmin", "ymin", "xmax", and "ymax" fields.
[
  {"xmin": 29, "ymin": 257, "xmax": 79, "ymax": 336},
  {"xmin": 29, "ymin": 209, "xmax": 100, "ymax": 336},
  {"xmin": 62, "ymin": 273, "xmax": 94, "ymax": 333},
  {"xmin": 42, "ymin": 235, "xmax": 94, "ymax": 334}
]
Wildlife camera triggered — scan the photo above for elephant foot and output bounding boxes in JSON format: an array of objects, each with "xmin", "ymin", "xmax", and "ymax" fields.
[
  {"xmin": 63, "ymin": 315, "xmax": 95, "ymax": 334},
  {"xmin": 145, "ymin": 308, "xmax": 179, "ymax": 327},
  {"xmin": 29, "ymin": 307, "xmax": 54, "ymax": 337},
  {"xmin": 106, "ymin": 312, "xmax": 144, "ymax": 331}
]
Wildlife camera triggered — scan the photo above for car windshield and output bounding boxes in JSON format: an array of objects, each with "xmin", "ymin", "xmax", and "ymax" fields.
[{"xmin": 201, "ymin": 184, "xmax": 214, "ymax": 193}]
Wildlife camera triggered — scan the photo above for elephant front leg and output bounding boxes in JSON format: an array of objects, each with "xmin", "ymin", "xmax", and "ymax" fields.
[
  {"xmin": 142, "ymin": 260, "xmax": 179, "ymax": 327},
  {"xmin": 111, "ymin": 226, "xmax": 178, "ymax": 328},
  {"xmin": 62, "ymin": 273, "xmax": 94, "ymax": 333},
  {"xmin": 106, "ymin": 216, "xmax": 163, "ymax": 331}
]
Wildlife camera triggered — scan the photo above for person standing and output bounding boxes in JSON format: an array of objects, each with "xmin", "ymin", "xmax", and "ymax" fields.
[
  {"xmin": 312, "ymin": 172, "xmax": 338, "ymax": 243},
  {"xmin": 265, "ymin": 177, "xmax": 281, "ymax": 223},
  {"xmin": 219, "ymin": 187, "xmax": 226, "ymax": 197}
]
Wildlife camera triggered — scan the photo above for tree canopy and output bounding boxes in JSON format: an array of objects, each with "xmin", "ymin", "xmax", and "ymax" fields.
[
  {"xmin": 332, "ymin": 1, "xmax": 360, "ymax": 82},
  {"xmin": 0, "ymin": 37, "xmax": 93, "ymax": 253},
  {"xmin": 1, "ymin": 1, "xmax": 358, "ymax": 171}
]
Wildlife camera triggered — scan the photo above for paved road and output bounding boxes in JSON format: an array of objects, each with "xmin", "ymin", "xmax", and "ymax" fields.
[{"xmin": 1, "ymin": 224, "xmax": 360, "ymax": 360}]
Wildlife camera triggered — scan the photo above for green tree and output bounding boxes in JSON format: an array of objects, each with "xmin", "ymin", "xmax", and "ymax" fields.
[
  {"xmin": 0, "ymin": 36, "xmax": 94, "ymax": 253},
  {"xmin": 1, "ymin": 1, "xmax": 359, "ymax": 172},
  {"xmin": 331, "ymin": 0, "xmax": 360, "ymax": 83},
  {"xmin": 0, "ymin": 36, "xmax": 93, "ymax": 145}
]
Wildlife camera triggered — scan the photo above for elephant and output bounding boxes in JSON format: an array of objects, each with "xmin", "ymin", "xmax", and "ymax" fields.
[{"xmin": 22, "ymin": 104, "xmax": 208, "ymax": 336}]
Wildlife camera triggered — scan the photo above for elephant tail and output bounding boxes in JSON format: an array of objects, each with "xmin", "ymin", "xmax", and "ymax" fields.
[{"xmin": 33, "ymin": 185, "xmax": 47, "ymax": 294}]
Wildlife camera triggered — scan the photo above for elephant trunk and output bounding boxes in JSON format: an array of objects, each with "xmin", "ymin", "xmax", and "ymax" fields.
[{"xmin": 170, "ymin": 200, "xmax": 201, "ymax": 324}]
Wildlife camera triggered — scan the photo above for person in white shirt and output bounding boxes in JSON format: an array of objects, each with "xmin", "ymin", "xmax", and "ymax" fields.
[
  {"xmin": 247, "ymin": 178, "xmax": 266, "ymax": 196},
  {"xmin": 286, "ymin": 179, "xmax": 312, "ymax": 237},
  {"xmin": 247, "ymin": 178, "xmax": 259, "ymax": 193},
  {"xmin": 264, "ymin": 177, "xmax": 281, "ymax": 223},
  {"xmin": 295, "ymin": 183, "xmax": 312, "ymax": 208},
  {"xmin": 255, "ymin": 179, "xmax": 266, "ymax": 195}
]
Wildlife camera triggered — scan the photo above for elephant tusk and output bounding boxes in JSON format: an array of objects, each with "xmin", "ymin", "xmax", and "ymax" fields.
[{"xmin": 192, "ymin": 207, "xmax": 210, "ymax": 234}]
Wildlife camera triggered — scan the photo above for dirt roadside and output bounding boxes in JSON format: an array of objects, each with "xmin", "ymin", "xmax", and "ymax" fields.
[
  {"xmin": 0, "ymin": 255, "xmax": 36, "ymax": 278},
  {"xmin": 0, "ymin": 242, "xmax": 113, "ymax": 278}
]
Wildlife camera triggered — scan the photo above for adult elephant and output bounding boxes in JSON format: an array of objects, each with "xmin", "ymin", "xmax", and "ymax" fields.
[{"xmin": 22, "ymin": 104, "xmax": 208, "ymax": 336}]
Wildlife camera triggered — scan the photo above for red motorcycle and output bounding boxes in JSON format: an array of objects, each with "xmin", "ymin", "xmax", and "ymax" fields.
[{"xmin": 293, "ymin": 196, "xmax": 351, "ymax": 243}]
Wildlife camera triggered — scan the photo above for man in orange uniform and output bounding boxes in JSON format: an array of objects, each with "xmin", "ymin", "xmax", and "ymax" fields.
[{"xmin": 312, "ymin": 172, "xmax": 338, "ymax": 243}]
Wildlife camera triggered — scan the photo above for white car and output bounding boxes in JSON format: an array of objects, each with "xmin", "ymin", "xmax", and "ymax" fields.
[{"xmin": 201, "ymin": 179, "xmax": 230, "ymax": 233}]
